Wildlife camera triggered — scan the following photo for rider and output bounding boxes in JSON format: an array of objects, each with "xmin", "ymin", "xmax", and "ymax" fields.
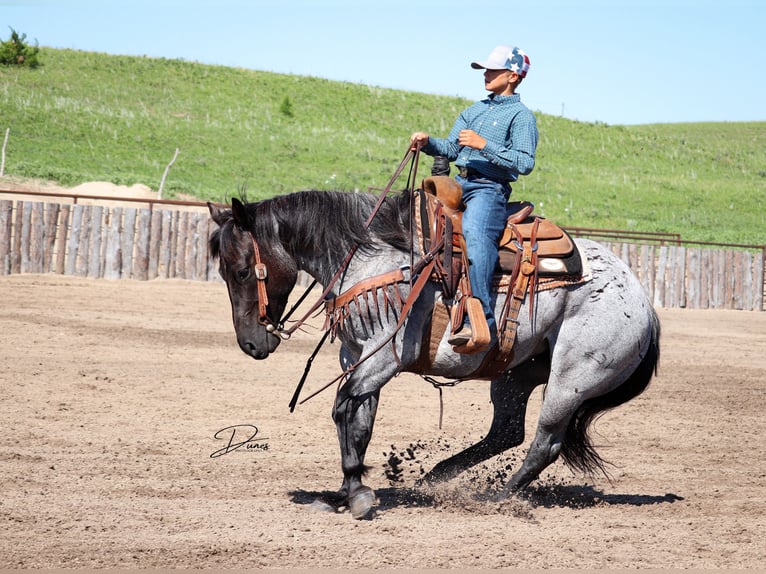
[{"xmin": 411, "ymin": 44, "xmax": 538, "ymax": 349}]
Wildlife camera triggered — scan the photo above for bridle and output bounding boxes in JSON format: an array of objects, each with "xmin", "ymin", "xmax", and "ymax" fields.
[{"xmin": 247, "ymin": 233, "xmax": 282, "ymax": 336}]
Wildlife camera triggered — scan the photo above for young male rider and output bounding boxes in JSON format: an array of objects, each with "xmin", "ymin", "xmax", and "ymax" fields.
[{"xmin": 411, "ymin": 45, "xmax": 538, "ymax": 350}]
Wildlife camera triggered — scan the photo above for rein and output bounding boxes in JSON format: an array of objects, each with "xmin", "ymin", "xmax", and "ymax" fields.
[
  {"xmin": 251, "ymin": 144, "xmax": 422, "ymax": 338},
  {"xmin": 285, "ymin": 145, "xmax": 427, "ymax": 411}
]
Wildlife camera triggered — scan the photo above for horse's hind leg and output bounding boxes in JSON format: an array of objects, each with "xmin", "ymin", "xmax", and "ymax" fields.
[
  {"xmin": 501, "ymin": 383, "xmax": 580, "ymax": 494},
  {"xmin": 422, "ymin": 351, "xmax": 550, "ymax": 484}
]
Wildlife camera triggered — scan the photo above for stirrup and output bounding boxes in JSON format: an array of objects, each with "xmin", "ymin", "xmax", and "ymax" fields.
[{"xmin": 447, "ymin": 327, "xmax": 473, "ymax": 346}]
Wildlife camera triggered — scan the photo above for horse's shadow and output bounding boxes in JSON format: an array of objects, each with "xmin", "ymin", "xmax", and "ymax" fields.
[
  {"xmin": 517, "ymin": 483, "xmax": 684, "ymax": 509},
  {"xmin": 289, "ymin": 486, "xmax": 436, "ymax": 514},
  {"xmin": 289, "ymin": 484, "xmax": 683, "ymax": 515}
]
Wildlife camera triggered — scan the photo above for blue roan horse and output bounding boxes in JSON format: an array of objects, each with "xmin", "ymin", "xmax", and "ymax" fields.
[{"xmin": 208, "ymin": 188, "xmax": 660, "ymax": 519}]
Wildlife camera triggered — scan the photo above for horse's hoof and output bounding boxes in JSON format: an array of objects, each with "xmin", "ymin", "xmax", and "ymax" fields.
[
  {"xmin": 349, "ymin": 487, "xmax": 376, "ymax": 520},
  {"xmin": 309, "ymin": 499, "xmax": 338, "ymax": 513},
  {"xmin": 418, "ymin": 469, "xmax": 446, "ymax": 486},
  {"xmin": 489, "ymin": 489, "xmax": 510, "ymax": 503}
]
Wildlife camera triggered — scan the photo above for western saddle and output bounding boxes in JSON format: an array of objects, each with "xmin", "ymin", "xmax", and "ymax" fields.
[{"xmin": 411, "ymin": 176, "xmax": 587, "ymax": 375}]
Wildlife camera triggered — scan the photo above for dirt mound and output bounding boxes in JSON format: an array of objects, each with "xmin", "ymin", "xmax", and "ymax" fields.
[
  {"xmin": 0, "ymin": 177, "xmax": 157, "ymax": 200},
  {"xmin": 69, "ymin": 181, "xmax": 156, "ymax": 199}
]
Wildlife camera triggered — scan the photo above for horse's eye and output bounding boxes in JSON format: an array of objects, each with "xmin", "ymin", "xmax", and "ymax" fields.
[{"xmin": 237, "ymin": 268, "xmax": 251, "ymax": 282}]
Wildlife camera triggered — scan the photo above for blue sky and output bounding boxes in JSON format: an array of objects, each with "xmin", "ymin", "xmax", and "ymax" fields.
[{"xmin": 2, "ymin": 0, "xmax": 764, "ymax": 125}]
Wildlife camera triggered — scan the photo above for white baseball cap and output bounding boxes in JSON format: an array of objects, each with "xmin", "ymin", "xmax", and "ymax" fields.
[{"xmin": 471, "ymin": 45, "xmax": 531, "ymax": 78}]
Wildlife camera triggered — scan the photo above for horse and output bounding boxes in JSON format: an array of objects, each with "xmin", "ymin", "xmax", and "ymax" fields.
[{"xmin": 207, "ymin": 185, "xmax": 660, "ymax": 520}]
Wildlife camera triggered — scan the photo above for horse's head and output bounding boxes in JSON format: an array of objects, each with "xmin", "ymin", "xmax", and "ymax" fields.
[{"xmin": 208, "ymin": 197, "xmax": 298, "ymax": 360}]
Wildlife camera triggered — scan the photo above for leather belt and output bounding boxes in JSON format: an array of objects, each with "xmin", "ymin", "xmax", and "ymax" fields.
[
  {"xmin": 458, "ymin": 166, "xmax": 483, "ymax": 178},
  {"xmin": 458, "ymin": 167, "xmax": 512, "ymax": 193}
]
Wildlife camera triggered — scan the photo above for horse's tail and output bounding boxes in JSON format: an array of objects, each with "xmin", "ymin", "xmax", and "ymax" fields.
[{"xmin": 560, "ymin": 306, "xmax": 661, "ymax": 476}]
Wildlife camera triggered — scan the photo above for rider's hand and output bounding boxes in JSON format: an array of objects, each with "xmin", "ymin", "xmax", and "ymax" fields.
[
  {"xmin": 410, "ymin": 132, "xmax": 429, "ymax": 150},
  {"xmin": 458, "ymin": 129, "xmax": 487, "ymax": 150}
]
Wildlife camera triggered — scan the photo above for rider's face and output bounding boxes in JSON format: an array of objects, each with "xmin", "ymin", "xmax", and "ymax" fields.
[{"xmin": 483, "ymin": 69, "xmax": 518, "ymax": 96}]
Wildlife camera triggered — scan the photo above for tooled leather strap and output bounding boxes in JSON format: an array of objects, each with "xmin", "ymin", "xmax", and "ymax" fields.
[
  {"xmin": 496, "ymin": 217, "xmax": 540, "ymax": 354},
  {"xmin": 323, "ymin": 268, "xmax": 406, "ymax": 334},
  {"xmin": 251, "ymin": 235, "xmax": 271, "ymax": 327},
  {"xmin": 297, "ymin": 256, "xmax": 439, "ymax": 407}
]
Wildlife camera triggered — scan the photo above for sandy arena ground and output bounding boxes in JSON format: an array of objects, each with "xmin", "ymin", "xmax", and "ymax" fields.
[{"xmin": 0, "ymin": 273, "xmax": 764, "ymax": 569}]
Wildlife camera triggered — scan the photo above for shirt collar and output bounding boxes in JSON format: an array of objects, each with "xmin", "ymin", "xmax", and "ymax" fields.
[{"xmin": 488, "ymin": 93, "xmax": 521, "ymax": 104}]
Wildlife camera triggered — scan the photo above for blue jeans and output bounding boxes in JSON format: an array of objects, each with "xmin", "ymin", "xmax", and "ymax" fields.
[{"xmin": 455, "ymin": 175, "xmax": 511, "ymax": 335}]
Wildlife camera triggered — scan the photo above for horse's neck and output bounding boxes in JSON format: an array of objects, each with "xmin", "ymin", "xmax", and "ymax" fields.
[{"xmin": 269, "ymin": 190, "xmax": 413, "ymax": 293}]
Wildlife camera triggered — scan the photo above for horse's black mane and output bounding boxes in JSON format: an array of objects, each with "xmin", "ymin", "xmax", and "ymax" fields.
[{"xmin": 211, "ymin": 189, "xmax": 412, "ymax": 263}]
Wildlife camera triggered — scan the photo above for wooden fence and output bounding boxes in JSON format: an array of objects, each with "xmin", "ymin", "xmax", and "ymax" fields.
[
  {"xmin": 599, "ymin": 241, "xmax": 764, "ymax": 311},
  {"xmin": 0, "ymin": 199, "xmax": 218, "ymax": 282},
  {"xmin": 0, "ymin": 197, "xmax": 763, "ymax": 310}
]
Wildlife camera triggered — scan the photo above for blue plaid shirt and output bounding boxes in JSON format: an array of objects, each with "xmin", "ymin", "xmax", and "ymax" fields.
[{"xmin": 422, "ymin": 93, "xmax": 538, "ymax": 183}]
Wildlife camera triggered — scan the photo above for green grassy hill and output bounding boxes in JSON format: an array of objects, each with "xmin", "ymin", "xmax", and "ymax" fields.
[{"xmin": 1, "ymin": 48, "xmax": 764, "ymax": 245}]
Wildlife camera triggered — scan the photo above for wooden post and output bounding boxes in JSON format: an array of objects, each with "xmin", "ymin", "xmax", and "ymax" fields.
[
  {"xmin": 733, "ymin": 251, "xmax": 744, "ymax": 310},
  {"xmin": 54, "ymin": 205, "xmax": 70, "ymax": 275},
  {"xmin": 134, "ymin": 207, "xmax": 151, "ymax": 280},
  {"xmin": 87, "ymin": 206, "xmax": 104, "ymax": 278},
  {"xmin": 158, "ymin": 148, "xmax": 179, "ymax": 199},
  {"xmin": 711, "ymin": 249, "xmax": 723, "ymax": 309},
  {"xmin": 742, "ymin": 251, "xmax": 754, "ymax": 311},
  {"xmin": 701, "ymin": 249, "xmax": 710, "ymax": 308},
  {"xmin": 65, "ymin": 204, "xmax": 83, "ymax": 276},
  {"xmin": 753, "ymin": 249, "xmax": 765, "ymax": 311},
  {"xmin": 184, "ymin": 212, "xmax": 199, "ymax": 280},
  {"xmin": 121, "ymin": 208, "xmax": 137, "ymax": 279},
  {"xmin": 30, "ymin": 202, "xmax": 44, "ymax": 273},
  {"xmin": 104, "ymin": 207, "xmax": 122, "ymax": 280},
  {"xmin": 168, "ymin": 210, "xmax": 180, "ymax": 278},
  {"xmin": 654, "ymin": 245, "xmax": 667, "ymax": 307},
  {"xmin": 666, "ymin": 246, "xmax": 677, "ymax": 308},
  {"xmin": 688, "ymin": 248, "xmax": 702, "ymax": 309},
  {"xmin": 159, "ymin": 210, "xmax": 173, "ymax": 278},
  {"xmin": 175, "ymin": 211, "xmax": 189, "ymax": 278},
  {"xmin": 676, "ymin": 247, "xmax": 686, "ymax": 308},
  {"xmin": 148, "ymin": 208, "xmax": 163, "ymax": 279},
  {"xmin": 43, "ymin": 203, "xmax": 60, "ymax": 273},
  {"xmin": 75, "ymin": 206, "xmax": 92, "ymax": 277},
  {"xmin": 20, "ymin": 202, "xmax": 32, "ymax": 273},
  {"xmin": 0, "ymin": 200, "xmax": 12, "ymax": 274}
]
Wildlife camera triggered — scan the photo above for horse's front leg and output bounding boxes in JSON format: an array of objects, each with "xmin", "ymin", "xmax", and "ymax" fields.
[
  {"xmin": 332, "ymin": 384, "xmax": 380, "ymax": 519},
  {"xmin": 329, "ymin": 338, "xmax": 405, "ymax": 519}
]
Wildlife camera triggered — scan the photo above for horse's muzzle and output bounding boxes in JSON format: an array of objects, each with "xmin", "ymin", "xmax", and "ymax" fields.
[{"xmin": 238, "ymin": 331, "xmax": 281, "ymax": 360}]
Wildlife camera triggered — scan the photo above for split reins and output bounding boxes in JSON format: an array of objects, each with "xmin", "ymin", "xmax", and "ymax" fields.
[
  {"xmin": 249, "ymin": 144, "xmax": 423, "ymax": 340},
  {"xmin": 286, "ymin": 144, "xmax": 431, "ymax": 411}
]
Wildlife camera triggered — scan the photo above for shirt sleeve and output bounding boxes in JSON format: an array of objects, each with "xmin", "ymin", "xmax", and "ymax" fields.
[
  {"xmin": 480, "ymin": 109, "xmax": 538, "ymax": 175},
  {"xmin": 420, "ymin": 112, "xmax": 467, "ymax": 160}
]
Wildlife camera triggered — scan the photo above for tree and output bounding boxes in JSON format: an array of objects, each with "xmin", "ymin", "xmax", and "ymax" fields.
[
  {"xmin": 0, "ymin": 27, "xmax": 41, "ymax": 68},
  {"xmin": 279, "ymin": 96, "xmax": 294, "ymax": 118}
]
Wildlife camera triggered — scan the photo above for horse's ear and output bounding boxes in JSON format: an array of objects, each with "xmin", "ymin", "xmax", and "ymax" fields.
[
  {"xmin": 207, "ymin": 202, "xmax": 229, "ymax": 226},
  {"xmin": 231, "ymin": 197, "xmax": 251, "ymax": 230}
]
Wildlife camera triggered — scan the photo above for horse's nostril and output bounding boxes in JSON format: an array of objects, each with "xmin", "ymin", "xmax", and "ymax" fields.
[{"xmin": 240, "ymin": 341, "xmax": 267, "ymax": 360}]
